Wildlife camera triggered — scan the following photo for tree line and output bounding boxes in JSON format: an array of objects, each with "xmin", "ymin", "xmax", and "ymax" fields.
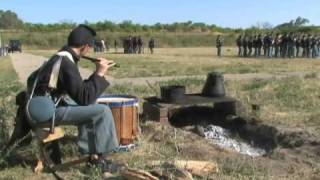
[{"xmin": 1, "ymin": 10, "xmax": 319, "ymax": 34}]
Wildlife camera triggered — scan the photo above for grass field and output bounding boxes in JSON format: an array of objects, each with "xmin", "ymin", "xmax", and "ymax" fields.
[{"xmin": 1, "ymin": 48, "xmax": 320, "ymax": 179}]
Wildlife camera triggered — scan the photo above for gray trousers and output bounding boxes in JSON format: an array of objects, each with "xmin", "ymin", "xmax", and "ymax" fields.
[{"xmin": 55, "ymin": 104, "xmax": 119, "ymax": 155}]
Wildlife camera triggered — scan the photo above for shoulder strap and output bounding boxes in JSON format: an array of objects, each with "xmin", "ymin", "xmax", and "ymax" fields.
[
  {"xmin": 48, "ymin": 51, "xmax": 74, "ymax": 89},
  {"xmin": 57, "ymin": 51, "xmax": 74, "ymax": 63},
  {"xmin": 48, "ymin": 57, "xmax": 62, "ymax": 89}
]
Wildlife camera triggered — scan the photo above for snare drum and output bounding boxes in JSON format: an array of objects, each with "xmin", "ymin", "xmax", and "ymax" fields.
[{"xmin": 97, "ymin": 95, "xmax": 139, "ymax": 145}]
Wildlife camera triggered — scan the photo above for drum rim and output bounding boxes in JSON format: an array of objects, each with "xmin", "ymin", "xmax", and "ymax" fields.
[{"xmin": 99, "ymin": 95, "xmax": 139, "ymax": 107}]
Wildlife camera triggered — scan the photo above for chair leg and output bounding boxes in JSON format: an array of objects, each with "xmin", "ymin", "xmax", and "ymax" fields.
[
  {"xmin": 46, "ymin": 141, "xmax": 62, "ymax": 165},
  {"xmin": 34, "ymin": 160, "xmax": 44, "ymax": 174},
  {"xmin": 33, "ymin": 140, "xmax": 45, "ymax": 174},
  {"xmin": 34, "ymin": 139, "xmax": 90, "ymax": 175}
]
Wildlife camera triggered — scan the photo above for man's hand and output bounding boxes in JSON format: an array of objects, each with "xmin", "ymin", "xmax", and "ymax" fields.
[{"xmin": 95, "ymin": 57, "xmax": 116, "ymax": 77}]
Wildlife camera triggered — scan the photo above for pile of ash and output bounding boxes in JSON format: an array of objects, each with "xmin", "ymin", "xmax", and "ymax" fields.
[{"xmin": 204, "ymin": 125, "xmax": 267, "ymax": 157}]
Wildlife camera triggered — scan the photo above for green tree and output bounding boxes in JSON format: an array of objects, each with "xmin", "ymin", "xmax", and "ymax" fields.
[{"xmin": 0, "ymin": 10, "xmax": 23, "ymax": 29}]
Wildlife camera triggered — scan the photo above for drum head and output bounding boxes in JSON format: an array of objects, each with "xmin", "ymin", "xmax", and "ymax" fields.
[{"xmin": 97, "ymin": 95, "xmax": 139, "ymax": 107}]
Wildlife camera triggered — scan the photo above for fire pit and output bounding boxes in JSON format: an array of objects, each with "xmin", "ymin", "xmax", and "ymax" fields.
[
  {"xmin": 143, "ymin": 94, "xmax": 243, "ymax": 124},
  {"xmin": 143, "ymin": 72, "xmax": 244, "ymax": 124},
  {"xmin": 142, "ymin": 72, "xmax": 278, "ymax": 156}
]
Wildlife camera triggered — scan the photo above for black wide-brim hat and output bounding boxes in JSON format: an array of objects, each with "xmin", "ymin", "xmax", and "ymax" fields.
[{"xmin": 68, "ymin": 24, "xmax": 97, "ymax": 47}]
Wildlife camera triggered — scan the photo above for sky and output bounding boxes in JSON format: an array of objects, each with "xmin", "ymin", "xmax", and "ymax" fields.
[{"xmin": 1, "ymin": 0, "xmax": 319, "ymax": 28}]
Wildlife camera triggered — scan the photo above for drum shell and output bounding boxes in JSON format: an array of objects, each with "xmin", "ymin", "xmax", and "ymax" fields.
[
  {"xmin": 98, "ymin": 95, "xmax": 139, "ymax": 145},
  {"xmin": 109, "ymin": 104, "xmax": 139, "ymax": 145}
]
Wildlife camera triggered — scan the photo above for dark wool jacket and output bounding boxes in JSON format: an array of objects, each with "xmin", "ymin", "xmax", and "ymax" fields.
[{"xmin": 28, "ymin": 46, "xmax": 109, "ymax": 106}]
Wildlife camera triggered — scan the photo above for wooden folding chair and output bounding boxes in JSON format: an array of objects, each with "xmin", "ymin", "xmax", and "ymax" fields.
[{"xmin": 33, "ymin": 127, "xmax": 90, "ymax": 175}]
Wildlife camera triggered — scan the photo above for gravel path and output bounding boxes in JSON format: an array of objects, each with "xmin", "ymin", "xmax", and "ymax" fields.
[{"xmin": 10, "ymin": 53, "xmax": 310, "ymax": 87}]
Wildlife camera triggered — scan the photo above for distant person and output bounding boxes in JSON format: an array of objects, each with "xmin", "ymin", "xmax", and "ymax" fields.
[
  {"xmin": 236, "ymin": 35, "xmax": 243, "ymax": 57},
  {"xmin": 301, "ymin": 35, "xmax": 307, "ymax": 57},
  {"xmin": 295, "ymin": 35, "xmax": 301, "ymax": 57},
  {"xmin": 248, "ymin": 36, "xmax": 254, "ymax": 57},
  {"xmin": 256, "ymin": 34, "xmax": 263, "ymax": 57},
  {"xmin": 306, "ymin": 34, "xmax": 312, "ymax": 58},
  {"xmin": 311, "ymin": 35, "xmax": 318, "ymax": 58},
  {"xmin": 287, "ymin": 32, "xmax": 295, "ymax": 58},
  {"xmin": 242, "ymin": 35, "xmax": 248, "ymax": 57},
  {"xmin": 274, "ymin": 33, "xmax": 282, "ymax": 58},
  {"xmin": 128, "ymin": 36, "xmax": 134, "ymax": 54},
  {"xmin": 281, "ymin": 34, "xmax": 289, "ymax": 58},
  {"xmin": 216, "ymin": 35, "xmax": 224, "ymax": 57},
  {"xmin": 253, "ymin": 35, "xmax": 258, "ymax": 57},
  {"xmin": 263, "ymin": 35, "xmax": 268, "ymax": 57},
  {"xmin": 101, "ymin": 39, "xmax": 106, "ymax": 52},
  {"xmin": 133, "ymin": 36, "xmax": 138, "ymax": 54},
  {"xmin": 137, "ymin": 36, "xmax": 144, "ymax": 54},
  {"xmin": 148, "ymin": 38, "xmax": 155, "ymax": 54},
  {"xmin": 265, "ymin": 34, "xmax": 273, "ymax": 58}
]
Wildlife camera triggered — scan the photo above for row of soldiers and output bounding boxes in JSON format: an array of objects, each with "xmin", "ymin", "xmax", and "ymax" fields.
[
  {"xmin": 236, "ymin": 33, "xmax": 320, "ymax": 58},
  {"xmin": 121, "ymin": 36, "xmax": 155, "ymax": 54}
]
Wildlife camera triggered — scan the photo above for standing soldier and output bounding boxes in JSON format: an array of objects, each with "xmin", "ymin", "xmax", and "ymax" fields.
[
  {"xmin": 248, "ymin": 36, "xmax": 254, "ymax": 57},
  {"xmin": 242, "ymin": 35, "xmax": 248, "ymax": 57},
  {"xmin": 306, "ymin": 34, "xmax": 312, "ymax": 58},
  {"xmin": 267, "ymin": 34, "xmax": 274, "ymax": 58},
  {"xmin": 253, "ymin": 35, "xmax": 258, "ymax": 57},
  {"xmin": 281, "ymin": 33, "xmax": 289, "ymax": 58},
  {"xmin": 236, "ymin": 35, "xmax": 243, "ymax": 57},
  {"xmin": 216, "ymin": 35, "xmax": 224, "ymax": 57},
  {"xmin": 311, "ymin": 35, "xmax": 318, "ymax": 58},
  {"xmin": 132, "ymin": 36, "xmax": 138, "ymax": 54},
  {"xmin": 256, "ymin": 34, "xmax": 263, "ymax": 57},
  {"xmin": 274, "ymin": 33, "xmax": 281, "ymax": 58},
  {"xmin": 263, "ymin": 35, "xmax": 268, "ymax": 57},
  {"xmin": 137, "ymin": 36, "xmax": 144, "ymax": 54},
  {"xmin": 128, "ymin": 36, "xmax": 134, "ymax": 54},
  {"xmin": 301, "ymin": 35, "xmax": 307, "ymax": 57},
  {"xmin": 148, "ymin": 37, "xmax": 155, "ymax": 54},
  {"xmin": 287, "ymin": 32, "xmax": 295, "ymax": 58},
  {"xmin": 295, "ymin": 34, "xmax": 301, "ymax": 57}
]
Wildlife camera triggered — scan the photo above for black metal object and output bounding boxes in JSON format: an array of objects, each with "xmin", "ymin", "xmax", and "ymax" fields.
[
  {"xmin": 160, "ymin": 85, "xmax": 186, "ymax": 103},
  {"xmin": 202, "ymin": 72, "xmax": 226, "ymax": 97}
]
